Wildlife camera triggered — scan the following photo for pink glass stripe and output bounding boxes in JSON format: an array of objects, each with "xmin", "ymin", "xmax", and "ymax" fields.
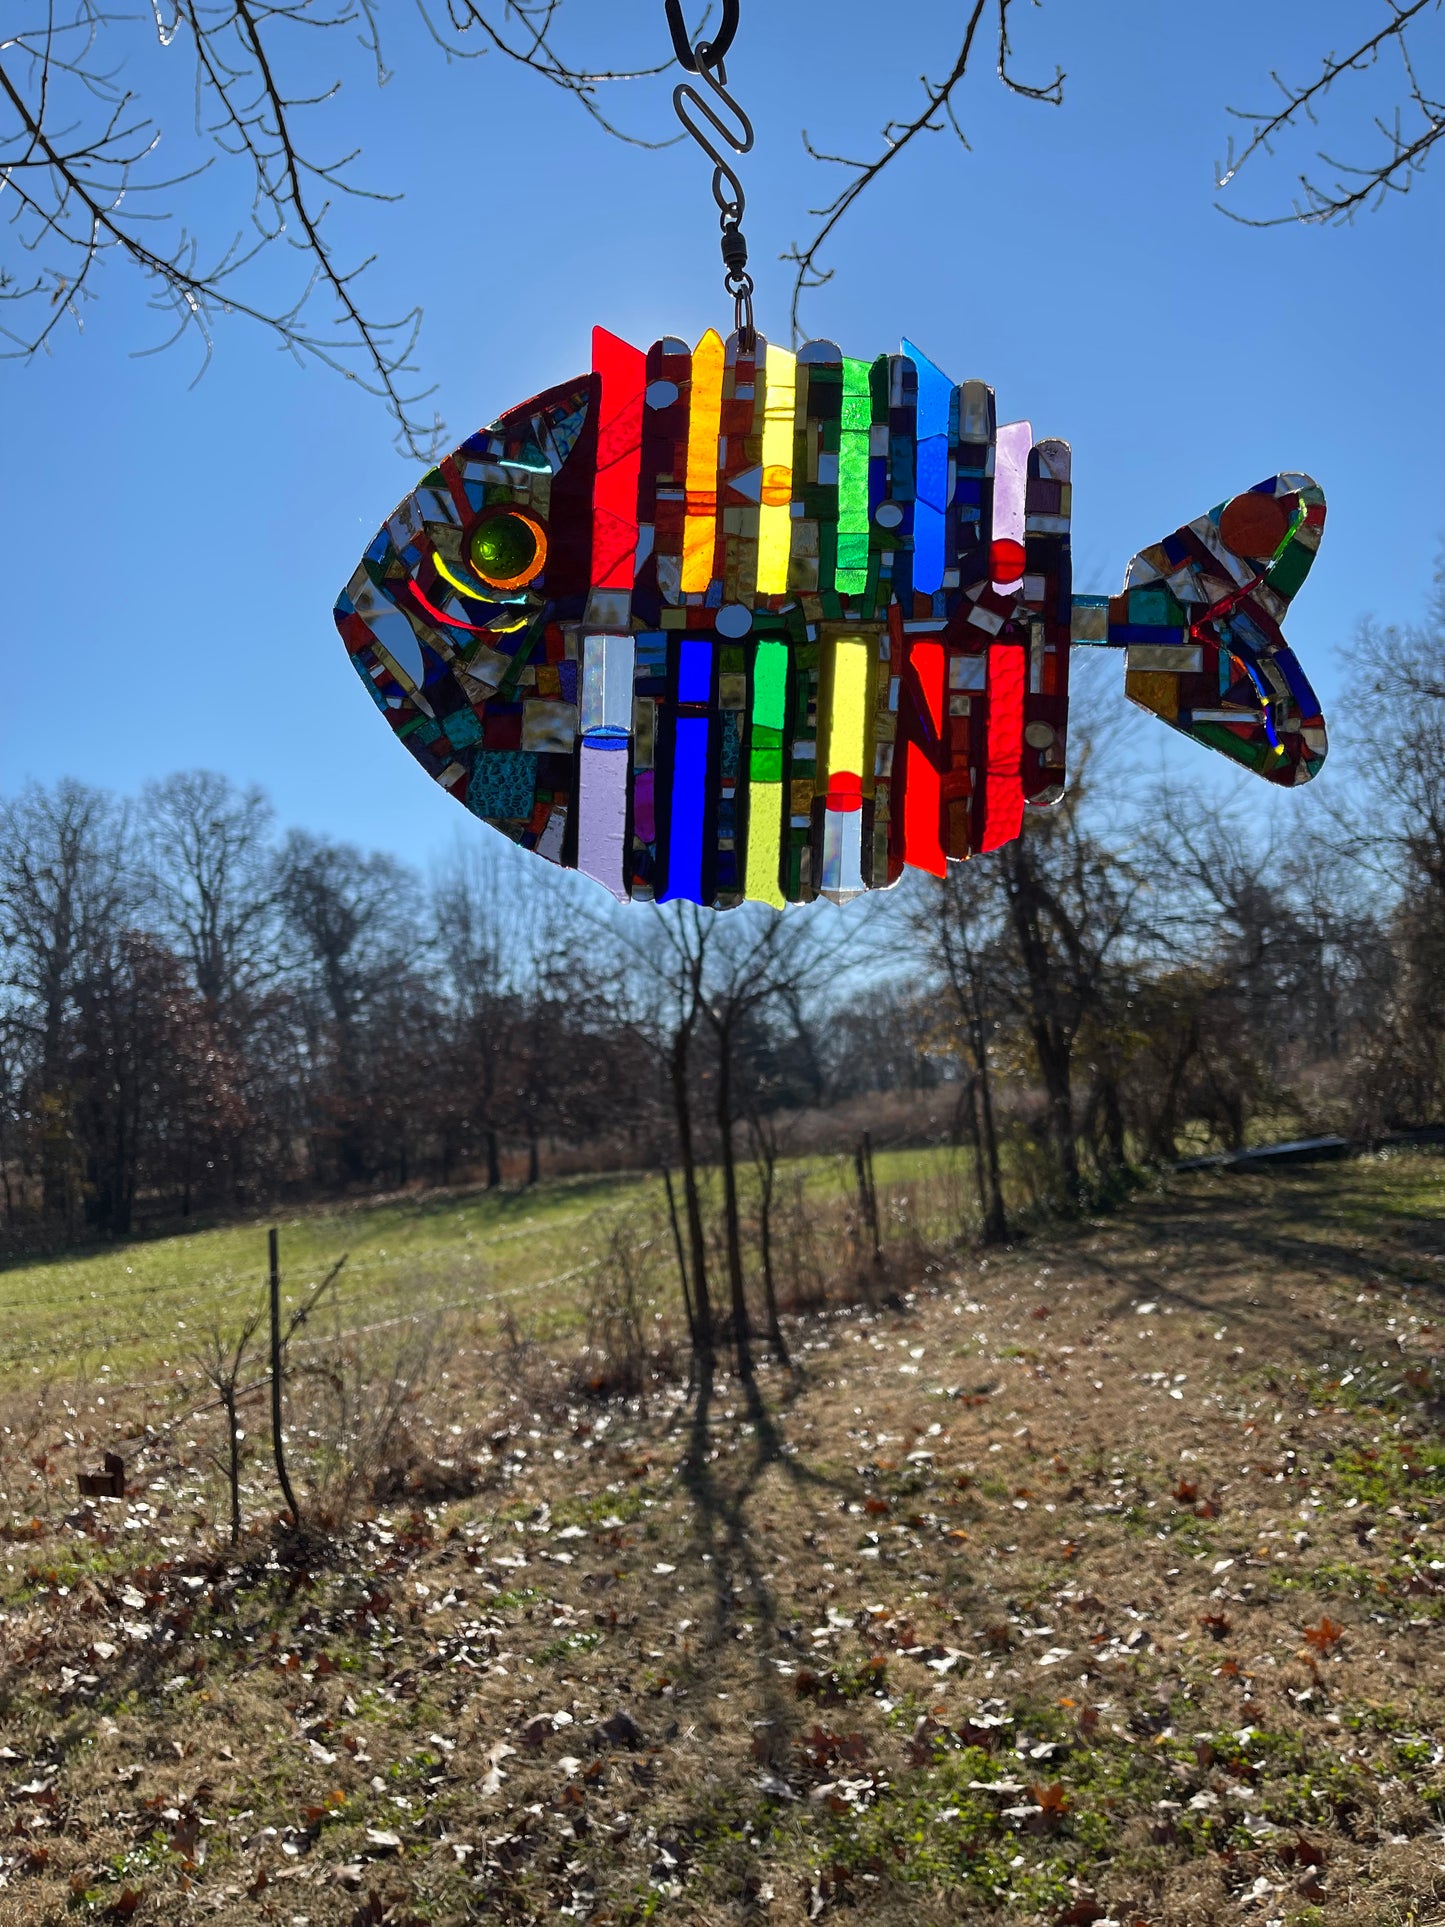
[{"xmin": 992, "ymin": 420, "xmax": 1033, "ymax": 553}]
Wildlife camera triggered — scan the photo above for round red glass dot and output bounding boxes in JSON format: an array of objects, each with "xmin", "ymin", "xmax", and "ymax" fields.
[{"xmin": 990, "ymin": 537, "xmax": 1026, "ymax": 584}]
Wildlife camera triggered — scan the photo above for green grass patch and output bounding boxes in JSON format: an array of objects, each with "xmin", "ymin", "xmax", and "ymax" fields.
[
  {"xmin": 0, "ymin": 1148, "xmax": 973, "ymax": 1391},
  {"xmin": 1330, "ymin": 1441, "xmax": 1445, "ymax": 1510}
]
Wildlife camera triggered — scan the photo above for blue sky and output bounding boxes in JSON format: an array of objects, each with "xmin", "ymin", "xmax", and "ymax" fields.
[{"xmin": 3, "ymin": 0, "xmax": 1440, "ymax": 864}]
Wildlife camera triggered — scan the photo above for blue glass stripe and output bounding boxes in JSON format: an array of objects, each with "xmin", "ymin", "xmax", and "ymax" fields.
[
  {"xmin": 903, "ymin": 338, "xmax": 954, "ymax": 596},
  {"xmin": 660, "ymin": 715, "xmax": 710, "ymax": 904},
  {"xmin": 678, "ymin": 638, "xmax": 713, "ymax": 705}
]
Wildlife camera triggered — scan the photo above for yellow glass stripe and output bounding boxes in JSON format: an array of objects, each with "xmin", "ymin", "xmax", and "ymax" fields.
[
  {"xmin": 755, "ymin": 343, "xmax": 798, "ymax": 594},
  {"xmin": 744, "ymin": 779, "xmax": 785, "ymax": 908},
  {"xmin": 819, "ymin": 636, "xmax": 871, "ymax": 791},
  {"xmin": 682, "ymin": 329, "xmax": 725, "ymax": 593},
  {"xmin": 431, "ymin": 550, "xmax": 514, "ymax": 607}
]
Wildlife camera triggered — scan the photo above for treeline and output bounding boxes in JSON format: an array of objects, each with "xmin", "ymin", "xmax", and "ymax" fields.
[
  {"xmin": 1, "ymin": 599, "xmax": 1441, "ymax": 1253},
  {"xmin": 0, "ymin": 773, "xmax": 670, "ymax": 1242}
]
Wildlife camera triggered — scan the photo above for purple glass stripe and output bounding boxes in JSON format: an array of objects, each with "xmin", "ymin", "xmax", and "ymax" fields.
[
  {"xmin": 993, "ymin": 421, "xmax": 1033, "ymax": 550},
  {"xmin": 577, "ymin": 740, "xmax": 629, "ymax": 901}
]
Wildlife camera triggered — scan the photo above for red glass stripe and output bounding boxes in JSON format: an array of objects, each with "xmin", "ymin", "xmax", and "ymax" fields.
[
  {"xmin": 901, "ymin": 640, "xmax": 946, "ymax": 877},
  {"xmin": 979, "ymin": 640, "xmax": 1025, "ymax": 852},
  {"xmin": 591, "ymin": 327, "xmax": 647, "ymax": 591}
]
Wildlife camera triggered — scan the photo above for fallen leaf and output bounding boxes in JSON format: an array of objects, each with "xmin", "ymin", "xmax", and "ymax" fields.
[
  {"xmin": 1030, "ymin": 1780, "xmax": 1070, "ymax": 1813},
  {"xmin": 1054, "ymin": 1897, "xmax": 1104, "ymax": 1926},
  {"xmin": 1303, "ymin": 1616, "xmax": 1344, "ymax": 1652}
]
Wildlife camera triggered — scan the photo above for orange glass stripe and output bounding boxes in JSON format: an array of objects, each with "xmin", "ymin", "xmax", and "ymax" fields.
[{"xmin": 682, "ymin": 328, "xmax": 725, "ymax": 593}]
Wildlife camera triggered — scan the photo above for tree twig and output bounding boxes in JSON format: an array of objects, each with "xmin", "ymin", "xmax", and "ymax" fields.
[
  {"xmin": 782, "ymin": 0, "xmax": 1062, "ymax": 342},
  {"xmin": 1216, "ymin": 0, "xmax": 1445, "ymax": 226},
  {"xmin": 0, "ymin": 0, "xmax": 675, "ymax": 454}
]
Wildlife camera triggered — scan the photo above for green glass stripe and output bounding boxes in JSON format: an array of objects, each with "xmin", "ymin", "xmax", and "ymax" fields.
[
  {"xmin": 1266, "ymin": 539, "xmax": 1313, "ymax": 602},
  {"xmin": 751, "ymin": 640, "xmax": 789, "ymax": 732},
  {"xmin": 1190, "ymin": 721, "xmax": 1277, "ymax": 773},
  {"xmin": 836, "ymin": 356, "xmax": 872, "ymax": 594}
]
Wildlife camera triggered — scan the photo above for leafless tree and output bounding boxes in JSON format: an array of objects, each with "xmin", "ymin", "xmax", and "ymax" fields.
[
  {"xmin": 1327, "ymin": 581, "xmax": 1445, "ymax": 1125},
  {"xmin": 910, "ymin": 864, "xmax": 1011, "ymax": 1243},
  {"xmin": 693, "ymin": 905, "xmax": 844, "ymax": 1378},
  {"xmin": 615, "ymin": 900, "xmax": 716, "ymax": 1377},
  {"xmin": 276, "ymin": 828, "xmax": 423, "ymax": 1182},
  {"xmin": 195, "ymin": 1303, "xmax": 264, "ymax": 1543},
  {"xmin": 606, "ymin": 895, "xmax": 863, "ymax": 1382},
  {"xmin": 70, "ymin": 927, "xmax": 249, "ymax": 1232},
  {"xmin": 995, "ymin": 780, "xmax": 1143, "ymax": 1208},
  {"xmin": 1342, "ymin": 585, "xmax": 1445, "ymax": 902},
  {"xmin": 432, "ymin": 838, "xmax": 529, "ymax": 1187},
  {"xmin": 0, "ymin": 780, "xmax": 134, "ymax": 1222},
  {"xmin": 140, "ymin": 770, "xmax": 279, "ymax": 1013}
]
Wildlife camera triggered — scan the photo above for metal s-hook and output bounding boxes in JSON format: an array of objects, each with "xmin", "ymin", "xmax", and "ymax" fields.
[
  {"xmin": 672, "ymin": 59, "xmax": 754, "ymax": 221},
  {"xmin": 668, "ymin": 4, "xmax": 756, "ymax": 348}
]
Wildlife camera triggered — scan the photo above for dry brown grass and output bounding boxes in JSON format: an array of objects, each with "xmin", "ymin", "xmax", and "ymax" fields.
[{"xmin": 1, "ymin": 1154, "xmax": 1444, "ymax": 1926}]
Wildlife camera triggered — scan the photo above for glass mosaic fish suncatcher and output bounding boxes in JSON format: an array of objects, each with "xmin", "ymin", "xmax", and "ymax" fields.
[{"xmin": 335, "ymin": 328, "xmax": 1328, "ymax": 907}]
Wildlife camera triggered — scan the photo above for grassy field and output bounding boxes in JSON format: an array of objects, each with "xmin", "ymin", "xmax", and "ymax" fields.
[
  {"xmin": 0, "ymin": 1146, "xmax": 964, "ymax": 1390},
  {"xmin": 1, "ymin": 1150, "xmax": 1443, "ymax": 1925},
  {"xmin": 0, "ymin": 1169, "xmax": 642, "ymax": 1389}
]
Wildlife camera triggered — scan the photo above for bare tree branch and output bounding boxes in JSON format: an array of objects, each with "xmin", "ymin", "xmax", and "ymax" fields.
[
  {"xmin": 415, "ymin": 0, "xmax": 684, "ymax": 146},
  {"xmin": 1216, "ymin": 0, "xmax": 1445, "ymax": 226},
  {"xmin": 782, "ymin": 0, "xmax": 1063, "ymax": 343},
  {"xmin": 0, "ymin": 0, "xmax": 675, "ymax": 456}
]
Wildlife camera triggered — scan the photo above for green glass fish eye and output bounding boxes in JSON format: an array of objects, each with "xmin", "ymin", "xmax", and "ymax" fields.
[{"xmin": 469, "ymin": 510, "xmax": 546, "ymax": 590}]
